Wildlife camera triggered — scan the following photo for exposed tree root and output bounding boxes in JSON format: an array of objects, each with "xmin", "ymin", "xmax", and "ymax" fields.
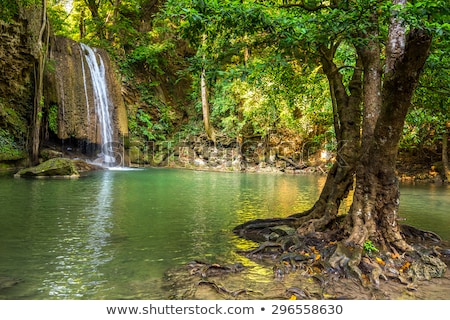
[
  {"xmin": 197, "ymin": 280, "xmax": 257, "ymax": 298},
  {"xmin": 233, "ymin": 219, "xmax": 448, "ymax": 291},
  {"xmin": 164, "ymin": 219, "xmax": 448, "ymax": 299},
  {"xmin": 164, "ymin": 260, "xmax": 263, "ymax": 299},
  {"xmin": 185, "ymin": 260, "xmax": 248, "ymax": 278}
]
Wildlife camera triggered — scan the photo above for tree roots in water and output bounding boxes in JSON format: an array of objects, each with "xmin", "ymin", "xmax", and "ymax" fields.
[
  {"xmin": 235, "ymin": 221, "xmax": 448, "ymax": 286},
  {"xmin": 164, "ymin": 221, "xmax": 449, "ymax": 300}
]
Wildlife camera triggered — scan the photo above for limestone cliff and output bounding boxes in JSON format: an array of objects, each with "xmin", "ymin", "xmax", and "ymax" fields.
[
  {"xmin": 44, "ymin": 36, "xmax": 128, "ymax": 152},
  {"xmin": 0, "ymin": 6, "xmax": 42, "ymax": 162},
  {"xmin": 1, "ymin": 6, "xmax": 128, "ymax": 167}
]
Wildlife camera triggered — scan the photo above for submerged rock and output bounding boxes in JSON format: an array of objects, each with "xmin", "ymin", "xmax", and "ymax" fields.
[
  {"xmin": 0, "ymin": 276, "xmax": 21, "ymax": 291},
  {"xmin": 14, "ymin": 158, "xmax": 81, "ymax": 178}
]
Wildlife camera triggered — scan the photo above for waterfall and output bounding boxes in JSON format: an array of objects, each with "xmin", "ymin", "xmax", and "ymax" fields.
[
  {"xmin": 79, "ymin": 46, "xmax": 90, "ymax": 126},
  {"xmin": 80, "ymin": 43, "xmax": 115, "ymax": 166}
]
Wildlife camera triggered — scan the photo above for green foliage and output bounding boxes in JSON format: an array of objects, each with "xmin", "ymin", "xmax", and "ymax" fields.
[
  {"xmin": 0, "ymin": 0, "xmax": 19, "ymax": 21},
  {"xmin": 128, "ymin": 107, "xmax": 154, "ymax": 141},
  {"xmin": 42, "ymin": 0, "xmax": 450, "ymax": 157},
  {"xmin": 363, "ymin": 240, "xmax": 379, "ymax": 254},
  {"xmin": 47, "ymin": 2, "xmax": 72, "ymax": 36},
  {"xmin": 162, "ymin": 0, "xmax": 360, "ymax": 145},
  {"xmin": 401, "ymin": 108, "xmax": 441, "ymax": 149},
  {"xmin": 403, "ymin": 0, "xmax": 450, "ymax": 33},
  {"xmin": 128, "ymin": 100, "xmax": 174, "ymax": 143},
  {"xmin": 0, "ymin": 100, "xmax": 28, "ymax": 160},
  {"xmin": 0, "ymin": 101, "xmax": 27, "ymax": 136},
  {"xmin": 0, "ymin": 128, "xmax": 26, "ymax": 160},
  {"xmin": 403, "ymin": 34, "xmax": 450, "ymax": 151},
  {"xmin": 126, "ymin": 39, "xmax": 175, "ymax": 75},
  {"xmin": 136, "ymin": 109, "xmax": 158, "ymax": 141},
  {"xmin": 0, "ymin": 0, "xmax": 38, "ymax": 22},
  {"xmin": 48, "ymin": 104, "xmax": 58, "ymax": 134}
]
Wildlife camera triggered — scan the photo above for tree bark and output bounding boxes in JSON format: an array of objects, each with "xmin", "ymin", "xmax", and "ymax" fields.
[
  {"xmin": 442, "ymin": 126, "xmax": 449, "ymax": 182},
  {"xmin": 31, "ymin": 0, "xmax": 49, "ymax": 164},
  {"xmin": 290, "ymin": 44, "xmax": 362, "ymax": 232},
  {"xmin": 343, "ymin": 11, "xmax": 383, "ymax": 246},
  {"xmin": 345, "ymin": 28, "xmax": 432, "ymax": 254},
  {"xmin": 79, "ymin": 8, "xmax": 86, "ymax": 39},
  {"xmin": 200, "ymin": 37, "xmax": 216, "ymax": 144},
  {"xmin": 84, "ymin": 0, "xmax": 105, "ymax": 39},
  {"xmin": 201, "ymin": 63, "xmax": 216, "ymax": 143}
]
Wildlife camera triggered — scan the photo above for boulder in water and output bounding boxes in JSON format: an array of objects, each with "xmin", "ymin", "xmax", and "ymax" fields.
[{"xmin": 14, "ymin": 158, "xmax": 80, "ymax": 178}]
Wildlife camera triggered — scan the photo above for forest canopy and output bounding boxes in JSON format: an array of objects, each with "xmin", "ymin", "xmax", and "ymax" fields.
[
  {"xmin": 34, "ymin": 1, "xmax": 448, "ymax": 167},
  {"xmin": 2, "ymin": 1, "xmax": 447, "ymax": 166}
]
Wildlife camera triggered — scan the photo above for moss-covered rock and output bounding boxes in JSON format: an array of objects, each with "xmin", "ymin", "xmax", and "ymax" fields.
[
  {"xmin": 39, "ymin": 148, "xmax": 63, "ymax": 161},
  {"xmin": 14, "ymin": 158, "xmax": 79, "ymax": 178},
  {"xmin": 72, "ymin": 159, "xmax": 104, "ymax": 173}
]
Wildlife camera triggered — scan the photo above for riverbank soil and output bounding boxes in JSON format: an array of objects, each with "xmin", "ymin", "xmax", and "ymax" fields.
[{"xmin": 165, "ymin": 263, "xmax": 450, "ymax": 300}]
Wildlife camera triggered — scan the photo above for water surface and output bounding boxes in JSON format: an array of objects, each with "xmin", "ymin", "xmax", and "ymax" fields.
[{"xmin": 0, "ymin": 169, "xmax": 448, "ymax": 299}]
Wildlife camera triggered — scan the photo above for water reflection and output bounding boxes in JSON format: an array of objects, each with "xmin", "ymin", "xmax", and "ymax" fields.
[
  {"xmin": 40, "ymin": 172, "xmax": 114, "ymax": 298},
  {"xmin": 0, "ymin": 169, "xmax": 449, "ymax": 299},
  {"xmin": 399, "ymin": 182, "xmax": 450, "ymax": 241}
]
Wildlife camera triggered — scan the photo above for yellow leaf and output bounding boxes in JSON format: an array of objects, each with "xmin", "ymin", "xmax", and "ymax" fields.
[
  {"xmin": 315, "ymin": 254, "xmax": 321, "ymax": 261},
  {"xmin": 310, "ymin": 246, "xmax": 319, "ymax": 254},
  {"xmin": 375, "ymin": 257, "xmax": 385, "ymax": 265},
  {"xmin": 399, "ymin": 261, "xmax": 411, "ymax": 272},
  {"xmin": 289, "ymin": 295, "xmax": 297, "ymax": 300}
]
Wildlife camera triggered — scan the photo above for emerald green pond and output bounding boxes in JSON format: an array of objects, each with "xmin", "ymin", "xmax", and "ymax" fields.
[{"xmin": 0, "ymin": 168, "xmax": 449, "ymax": 299}]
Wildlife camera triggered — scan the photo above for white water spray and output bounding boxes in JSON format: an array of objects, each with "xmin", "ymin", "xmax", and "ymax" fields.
[{"xmin": 80, "ymin": 43, "xmax": 115, "ymax": 165}]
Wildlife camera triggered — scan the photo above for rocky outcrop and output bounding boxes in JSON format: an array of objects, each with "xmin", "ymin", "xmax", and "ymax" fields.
[
  {"xmin": 44, "ymin": 36, "xmax": 128, "ymax": 151},
  {"xmin": 14, "ymin": 157, "xmax": 79, "ymax": 178},
  {"xmin": 0, "ymin": 6, "xmax": 42, "ymax": 163},
  {"xmin": 14, "ymin": 157, "xmax": 103, "ymax": 178},
  {"xmin": 1, "ymin": 5, "xmax": 129, "ymax": 168}
]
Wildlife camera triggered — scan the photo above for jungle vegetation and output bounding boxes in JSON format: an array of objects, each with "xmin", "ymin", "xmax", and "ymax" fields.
[{"xmin": 1, "ymin": 0, "xmax": 450, "ymax": 287}]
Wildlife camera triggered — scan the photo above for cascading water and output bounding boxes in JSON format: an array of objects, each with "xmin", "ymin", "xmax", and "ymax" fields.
[
  {"xmin": 80, "ymin": 46, "xmax": 90, "ymax": 127},
  {"xmin": 80, "ymin": 43, "xmax": 116, "ymax": 166}
]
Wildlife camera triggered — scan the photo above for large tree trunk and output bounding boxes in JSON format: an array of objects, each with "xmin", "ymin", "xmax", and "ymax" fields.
[
  {"xmin": 233, "ymin": 0, "xmax": 443, "ymax": 287},
  {"xmin": 31, "ymin": 0, "xmax": 48, "ymax": 164},
  {"xmin": 200, "ymin": 58, "xmax": 216, "ymax": 143},
  {"xmin": 289, "ymin": 44, "xmax": 362, "ymax": 232},
  {"xmin": 330, "ymin": 3, "xmax": 433, "ymax": 280},
  {"xmin": 339, "ymin": 27, "xmax": 432, "ymax": 267},
  {"xmin": 442, "ymin": 126, "xmax": 449, "ymax": 182},
  {"xmin": 234, "ymin": 43, "xmax": 362, "ymax": 237}
]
